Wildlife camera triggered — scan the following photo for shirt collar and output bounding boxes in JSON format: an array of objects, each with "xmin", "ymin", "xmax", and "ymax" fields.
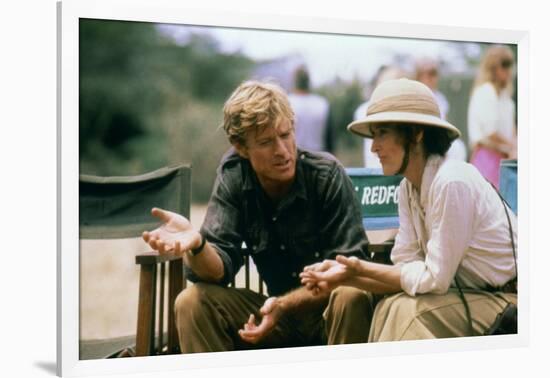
[
  {"xmin": 242, "ymin": 159, "xmax": 256, "ymax": 192},
  {"xmin": 406, "ymin": 154, "xmax": 444, "ymax": 211},
  {"xmin": 293, "ymin": 153, "xmax": 308, "ymax": 201},
  {"xmin": 419, "ymin": 154, "xmax": 444, "ymax": 209}
]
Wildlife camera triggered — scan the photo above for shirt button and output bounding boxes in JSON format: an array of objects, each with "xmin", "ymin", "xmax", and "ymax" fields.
[
  {"xmin": 300, "ymin": 154, "xmax": 305, "ymax": 160},
  {"xmin": 280, "ymin": 245, "xmax": 286, "ymax": 251},
  {"xmin": 314, "ymin": 252, "xmax": 320, "ymax": 258},
  {"xmin": 252, "ymin": 245, "xmax": 257, "ymax": 251},
  {"xmin": 291, "ymin": 272, "xmax": 297, "ymax": 277},
  {"xmin": 272, "ymin": 216, "xmax": 277, "ymax": 222}
]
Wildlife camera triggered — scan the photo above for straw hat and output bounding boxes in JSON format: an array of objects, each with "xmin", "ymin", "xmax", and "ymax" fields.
[{"xmin": 347, "ymin": 78, "xmax": 461, "ymax": 140}]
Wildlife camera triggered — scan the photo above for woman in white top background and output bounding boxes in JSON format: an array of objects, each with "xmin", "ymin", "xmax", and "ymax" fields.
[
  {"xmin": 415, "ymin": 57, "xmax": 467, "ymax": 162},
  {"xmin": 301, "ymin": 78, "xmax": 517, "ymax": 341},
  {"xmin": 468, "ymin": 45, "xmax": 517, "ymax": 188}
]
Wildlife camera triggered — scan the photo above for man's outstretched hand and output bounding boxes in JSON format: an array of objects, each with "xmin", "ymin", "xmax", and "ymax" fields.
[
  {"xmin": 142, "ymin": 207, "xmax": 201, "ymax": 255},
  {"xmin": 300, "ymin": 256, "xmax": 362, "ymax": 295},
  {"xmin": 238, "ymin": 297, "xmax": 283, "ymax": 344}
]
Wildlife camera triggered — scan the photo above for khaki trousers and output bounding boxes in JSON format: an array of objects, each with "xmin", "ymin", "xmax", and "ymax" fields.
[
  {"xmin": 174, "ymin": 283, "xmax": 375, "ymax": 353},
  {"xmin": 369, "ymin": 289, "xmax": 517, "ymax": 342}
]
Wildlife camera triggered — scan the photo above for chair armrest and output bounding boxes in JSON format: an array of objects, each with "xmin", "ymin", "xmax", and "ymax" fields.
[
  {"xmin": 135, "ymin": 251, "xmax": 183, "ymax": 265},
  {"xmin": 367, "ymin": 240, "xmax": 394, "ymax": 254},
  {"xmin": 134, "ymin": 251, "xmax": 185, "ymax": 356},
  {"xmin": 367, "ymin": 240, "xmax": 394, "ymax": 265}
]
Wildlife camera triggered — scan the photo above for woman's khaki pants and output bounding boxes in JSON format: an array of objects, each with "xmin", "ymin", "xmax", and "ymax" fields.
[
  {"xmin": 174, "ymin": 283, "xmax": 375, "ymax": 353},
  {"xmin": 369, "ymin": 289, "xmax": 517, "ymax": 341}
]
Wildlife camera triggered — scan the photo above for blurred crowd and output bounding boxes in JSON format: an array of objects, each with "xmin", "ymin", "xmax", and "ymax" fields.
[{"xmin": 289, "ymin": 44, "xmax": 517, "ymax": 189}]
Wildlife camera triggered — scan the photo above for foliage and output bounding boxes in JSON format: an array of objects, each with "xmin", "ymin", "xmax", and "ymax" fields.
[
  {"xmin": 79, "ymin": 19, "xmax": 254, "ymax": 202},
  {"xmin": 80, "ymin": 19, "xmax": 499, "ymax": 203},
  {"xmin": 317, "ymin": 77, "xmax": 365, "ymax": 167}
]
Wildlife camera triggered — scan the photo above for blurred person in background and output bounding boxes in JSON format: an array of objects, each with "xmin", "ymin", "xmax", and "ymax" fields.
[
  {"xmin": 143, "ymin": 80, "xmax": 373, "ymax": 353},
  {"xmin": 415, "ymin": 57, "xmax": 467, "ymax": 161},
  {"xmin": 353, "ymin": 65, "xmax": 407, "ymax": 168},
  {"xmin": 468, "ymin": 45, "xmax": 517, "ymax": 188},
  {"xmin": 288, "ymin": 65, "xmax": 333, "ymax": 153}
]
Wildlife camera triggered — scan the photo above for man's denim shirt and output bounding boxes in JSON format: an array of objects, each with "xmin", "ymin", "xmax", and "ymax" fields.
[{"xmin": 186, "ymin": 148, "xmax": 370, "ymax": 296}]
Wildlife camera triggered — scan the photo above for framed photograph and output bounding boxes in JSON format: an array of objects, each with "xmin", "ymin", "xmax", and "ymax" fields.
[{"xmin": 58, "ymin": 0, "xmax": 529, "ymax": 376}]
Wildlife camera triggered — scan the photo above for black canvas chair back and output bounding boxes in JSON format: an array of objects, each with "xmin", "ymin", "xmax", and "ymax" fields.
[
  {"xmin": 80, "ymin": 164, "xmax": 191, "ymax": 239},
  {"xmin": 79, "ymin": 164, "xmax": 191, "ymax": 358}
]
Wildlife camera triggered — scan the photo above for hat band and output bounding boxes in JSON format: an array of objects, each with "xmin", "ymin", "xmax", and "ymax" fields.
[{"xmin": 367, "ymin": 94, "xmax": 440, "ymax": 118}]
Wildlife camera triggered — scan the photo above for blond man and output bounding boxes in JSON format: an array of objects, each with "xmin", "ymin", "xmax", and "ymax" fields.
[{"xmin": 143, "ymin": 81, "xmax": 372, "ymax": 353}]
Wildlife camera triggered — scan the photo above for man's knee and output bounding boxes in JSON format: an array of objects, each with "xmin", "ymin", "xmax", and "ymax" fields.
[
  {"xmin": 326, "ymin": 286, "xmax": 373, "ymax": 314},
  {"xmin": 323, "ymin": 287, "xmax": 373, "ymax": 344},
  {"xmin": 173, "ymin": 283, "xmax": 239, "ymax": 352},
  {"xmin": 174, "ymin": 282, "xmax": 226, "ymax": 319}
]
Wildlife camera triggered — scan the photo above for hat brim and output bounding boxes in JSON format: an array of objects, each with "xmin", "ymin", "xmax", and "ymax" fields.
[{"xmin": 347, "ymin": 111, "xmax": 461, "ymax": 140}]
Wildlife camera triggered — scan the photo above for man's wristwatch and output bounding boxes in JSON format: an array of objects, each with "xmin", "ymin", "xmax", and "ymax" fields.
[{"xmin": 190, "ymin": 231, "xmax": 207, "ymax": 256}]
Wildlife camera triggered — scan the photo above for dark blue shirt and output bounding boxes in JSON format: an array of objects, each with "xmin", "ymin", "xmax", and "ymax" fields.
[{"xmin": 188, "ymin": 149, "xmax": 369, "ymax": 296}]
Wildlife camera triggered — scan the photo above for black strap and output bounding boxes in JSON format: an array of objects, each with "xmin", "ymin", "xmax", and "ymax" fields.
[
  {"xmin": 454, "ymin": 276, "xmax": 474, "ymax": 336},
  {"xmin": 190, "ymin": 230, "xmax": 207, "ymax": 256},
  {"xmin": 397, "ymin": 143, "xmax": 411, "ymax": 175},
  {"xmin": 454, "ymin": 180, "xmax": 517, "ymax": 336}
]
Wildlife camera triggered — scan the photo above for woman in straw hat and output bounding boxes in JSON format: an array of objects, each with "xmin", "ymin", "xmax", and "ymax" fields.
[{"xmin": 301, "ymin": 78, "xmax": 517, "ymax": 341}]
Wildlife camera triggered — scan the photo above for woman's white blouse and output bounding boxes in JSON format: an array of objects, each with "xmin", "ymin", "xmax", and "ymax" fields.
[{"xmin": 392, "ymin": 155, "xmax": 517, "ymax": 296}]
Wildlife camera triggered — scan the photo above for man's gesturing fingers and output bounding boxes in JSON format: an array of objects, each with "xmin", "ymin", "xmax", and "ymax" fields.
[
  {"xmin": 243, "ymin": 314, "xmax": 255, "ymax": 332},
  {"xmin": 151, "ymin": 207, "xmax": 173, "ymax": 223},
  {"xmin": 239, "ymin": 317, "xmax": 270, "ymax": 344},
  {"xmin": 335, "ymin": 255, "xmax": 362, "ymax": 272}
]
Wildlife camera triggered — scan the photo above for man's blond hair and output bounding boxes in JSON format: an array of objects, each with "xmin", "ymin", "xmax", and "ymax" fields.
[{"xmin": 222, "ymin": 80, "xmax": 294, "ymax": 146}]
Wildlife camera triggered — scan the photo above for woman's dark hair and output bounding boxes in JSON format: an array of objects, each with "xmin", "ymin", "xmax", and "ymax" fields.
[
  {"xmin": 422, "ymin": 126, "xmax": 453, "ymax": 156},
  {"xmin": 396, "ymin": 123, "xmax": 453, "ymax": 157}
]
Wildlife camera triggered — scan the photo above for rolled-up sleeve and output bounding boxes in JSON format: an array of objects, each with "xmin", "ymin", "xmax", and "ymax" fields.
[
  {"xmin": 319, "ymin": 163, "xmax": 369, "ymax": 260},
  {"xmin": 185, "ymin": 170, "xmax": 244, "ymax": 286},
  {"xmin": 399, "ymin": 181, "xmax": 475, "ymax": 296}
]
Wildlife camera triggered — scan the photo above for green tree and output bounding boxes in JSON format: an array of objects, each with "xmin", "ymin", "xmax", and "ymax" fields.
[
  {"xmin": 318, "ymin": 77, "xmax": 364, "ymax": 167},
  {"xmin": 79, "ymin": 19, "xmax": 254, "ymax": 202}
]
